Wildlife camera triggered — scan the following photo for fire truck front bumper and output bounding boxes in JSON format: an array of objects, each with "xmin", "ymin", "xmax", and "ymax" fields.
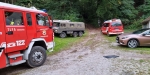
[
  {"xmin": 47, "ymin": 41, "xmax": 55, "ymax": 52},
  {"xmin": 109, "ymin": 32, "xmax": 124, "ymax": 35}
]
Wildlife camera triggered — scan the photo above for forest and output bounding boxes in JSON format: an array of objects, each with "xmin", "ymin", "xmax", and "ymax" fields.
[{"xmin": 1, "ymin": 0, "xmax": 150, "ymax": 29}]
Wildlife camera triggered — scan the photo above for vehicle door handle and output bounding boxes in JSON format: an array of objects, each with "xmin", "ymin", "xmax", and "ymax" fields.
[
  {"xmin": 6, "ymin": 31, "xmax": 13, "ymax": 35},
  {"xmin": 37, "ymin": 30, "xmax": 40, "ymax": 32}
]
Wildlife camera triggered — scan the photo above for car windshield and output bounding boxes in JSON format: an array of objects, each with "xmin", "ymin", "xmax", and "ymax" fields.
[
  {"xmin": 132, "ymin": 29, "xmax": 149, "ymax": 34},
  {"xmin": 111, "ymin": 22, "xmax": 122, "ymax": 26},
  {"xmin": 53, "ymin": 22, "xmax": 60, "ymax": 27}
]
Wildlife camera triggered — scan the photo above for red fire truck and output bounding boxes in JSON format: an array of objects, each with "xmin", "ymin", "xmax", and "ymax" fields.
[
  {"xmin": 101, "ymin": 19, "xmax": 124, "ymax": 36},
  {"xmin": 0, "ymin": 2, "xmax": 54, "ymax": 69}
]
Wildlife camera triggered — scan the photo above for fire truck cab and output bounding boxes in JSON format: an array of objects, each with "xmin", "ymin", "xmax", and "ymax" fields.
[
  {"xmin": 0, "ymin": 2, "xmax": 54, "ymax": 69},
  {"xmin": 101, "ymin": 19, "xmax": 124, "ymax": 36}
]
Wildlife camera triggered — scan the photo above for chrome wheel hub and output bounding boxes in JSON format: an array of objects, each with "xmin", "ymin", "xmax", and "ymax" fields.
[
  {"xmin": 32, "ymin": 51, "xmax": 43, "ymax": 63},
  {"xmin": 128, "ymin": 40, "xmax": 137, "ymax": 48}
]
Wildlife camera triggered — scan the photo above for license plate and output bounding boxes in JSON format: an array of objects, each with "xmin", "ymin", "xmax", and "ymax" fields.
[{"xmin": 115, "ymin": 28, "xmax": 119, "ymax": 30}]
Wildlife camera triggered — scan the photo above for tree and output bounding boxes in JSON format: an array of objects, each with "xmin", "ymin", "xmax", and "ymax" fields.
[
  {"xmin": 13, "ymin": 0, "xmax": 143, "ymax": 28},
  {"xmin": 138, "ymin": 0, "xmax": 150, "ymax": 19},
  {"xmin": 96, "ymin": 0, "xmax": 138, "ymax": 26}
]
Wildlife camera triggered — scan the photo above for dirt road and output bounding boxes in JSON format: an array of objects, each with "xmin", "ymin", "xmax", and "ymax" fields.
[{"xmin": 1, "ymin": 29, "xmax": 150, "ymax": 75}]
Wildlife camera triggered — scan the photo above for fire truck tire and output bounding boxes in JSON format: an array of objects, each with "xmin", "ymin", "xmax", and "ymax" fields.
[
  {"xmin": 59, "ymin": 32, "xmax": 66, "ymax": 38},
  {"xmin": 73, "ymin": 32, "xmax": 78, "ymax": 37},
  {"xmin": 27, "ymin": 46, "xmax": 47, "ymax": 68},
  {"xmin": 78, "ymin": 31, "xmax": 83, "ymax": 37}
]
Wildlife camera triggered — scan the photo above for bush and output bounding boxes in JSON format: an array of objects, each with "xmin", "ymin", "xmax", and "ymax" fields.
[{"xmin": 125, "ymin": 19, "xmax": 144, "ymax": 29}]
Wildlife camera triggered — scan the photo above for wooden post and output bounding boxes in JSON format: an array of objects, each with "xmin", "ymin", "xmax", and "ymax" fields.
[{"xmin": 12, "ymin": 0, "xmax": 13, "ymax": 4}]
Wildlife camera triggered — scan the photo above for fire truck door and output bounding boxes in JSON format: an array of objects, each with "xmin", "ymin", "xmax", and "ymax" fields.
[
  {"xmin": 0, "ymin": 10, "xmax": 7, "ymax": 68},
  {"xmin": 102, "ymin": 23, "xmax": 109, "ymax": 33},
  {"xmin": 5, "ymin": 26, "xmax": 27, "ymax": 53},
  {"xmin": 36, "ymin": 14, "xmax": 53, "ymax": 42},
  {"xmin": 4, "ymin": 11, "xmax": 27, "ymax": 53}
]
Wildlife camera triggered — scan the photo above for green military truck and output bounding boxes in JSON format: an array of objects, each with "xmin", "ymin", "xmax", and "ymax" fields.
[{"xmin": 53, "ymin": 20, "xmax": 85, "ymax": 38}]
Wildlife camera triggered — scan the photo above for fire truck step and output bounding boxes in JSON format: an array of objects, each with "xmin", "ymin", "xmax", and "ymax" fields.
[
  {"xmin": 8, "ymin": 54, "xmax": 23, "ymax": 58},
  {"xmin": 10, "ymin": 60, "xmax": 26, "ymax": 66}
]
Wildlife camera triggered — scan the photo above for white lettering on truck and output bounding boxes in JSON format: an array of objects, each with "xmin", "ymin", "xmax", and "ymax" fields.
[
  {"xmin": 7, "ymin": 42, "xmax": 16, "ymax": 48},
  {"xmin": 0, "ymin": 42, "xmax": 6, "ymax": 57},
  {"xmin": 16, "ymin": 40, "xmax": 25, "ymax": 46},
  {"xmin": 0, "ymin": 40, "xmax": 25, "ymax": 49},
  {"xmin": 0, "ymin": 40, "xmax": 25, "ymax": 57}
]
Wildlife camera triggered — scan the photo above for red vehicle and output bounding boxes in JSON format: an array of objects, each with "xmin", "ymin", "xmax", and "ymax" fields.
[
  {"xmin": 0, "ymin": 2, "xmax": 54, "ymax": 69},
  {"xmin": 101, "ymin": 19, "xmax": 124, "ymax": 36}
]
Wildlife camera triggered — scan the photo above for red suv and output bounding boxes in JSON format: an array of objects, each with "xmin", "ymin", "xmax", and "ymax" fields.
[{"xmin": 101, "ymin": 19, "xmax": 124, "ymax": 36}]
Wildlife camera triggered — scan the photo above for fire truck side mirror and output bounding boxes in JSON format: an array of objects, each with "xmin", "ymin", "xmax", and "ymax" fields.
[
  {"xmin": 48, "ymin": 15, "xmax": 53, "ymax": 27},
  {"xmin": 49, "ymin": 26, "xmax": 53, "ymax": 29}
]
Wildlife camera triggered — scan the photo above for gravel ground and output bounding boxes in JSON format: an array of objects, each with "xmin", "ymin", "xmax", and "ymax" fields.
[{"xmin": 1, "ymin": 29, "xmax": 150, "ymax": 75}]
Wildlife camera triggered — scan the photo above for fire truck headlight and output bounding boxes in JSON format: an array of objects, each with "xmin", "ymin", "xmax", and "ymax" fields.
[{"xmin": 54, "ymin": 30, "xmax": 57, "ymax": 32}]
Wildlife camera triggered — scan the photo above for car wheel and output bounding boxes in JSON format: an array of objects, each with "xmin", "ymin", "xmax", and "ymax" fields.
[
  {"xmin": 73, "ymin": 32, "xmax": 78, "ymax": 37},
  {"xmin": 101, "ymin": 30, "xmax": 104, "ymax": 34},
  {"xmin": 27, "ymin": 46, "xmax": 47, "ymax": 68},
  {"xmin": 59, "ymin": 32, "xmax": 66, "ymax": 38},
  {"xmin": 78, "ymin": 31, "xmax": 83, "ymax": 37},
  {"xmin": 127, "ymin": 39, "xmax": 138, "ymax": 48},
  {"xmin": 107, "ymin": 31, "xmax": 110, "ymax": 36}
]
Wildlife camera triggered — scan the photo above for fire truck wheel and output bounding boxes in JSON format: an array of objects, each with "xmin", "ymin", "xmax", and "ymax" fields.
[
  {"xmin": 78, "ymin": 31, "xmax": 83, "ymax": 37},
  {"xmin": 27, "ymin": 46, "xmax": 47, "ymax": 68},
  {"xmin": 73, "ymin": 32, "xmax": 78, "ymax": 37},
  {"xmin": 59, "ymin": 32, "xmax": 66, "ymax": 38}
]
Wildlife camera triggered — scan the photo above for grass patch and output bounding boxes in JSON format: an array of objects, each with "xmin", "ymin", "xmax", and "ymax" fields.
[
  {"xmin": 124, "ymin": 29, "xmax": 136, "ymax": 33},
  {"xmin": 47, "ymin": 30, "xmax": 88, "ymax": 55},
  {"xmin": 139, "ymin": 59, "xmax": 145, "ymax": 63},
  {"xmin": 104, "ymin": 35, "xmax": 116, "ymax": 43}
]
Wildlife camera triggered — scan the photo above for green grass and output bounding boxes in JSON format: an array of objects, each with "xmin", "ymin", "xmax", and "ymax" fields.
[
  {"xmin": 124, "ymin": 29, "xmax": 136, "ymax": 33},
  {"xmin": 47, "ymin": 31, "xmax": 88, "ymax": 55},
  {"xmin": 104, "ymin": 35, "xmax": 116, "ymax": 43},
  {"xmin": 104, "ymin": 29, "xmax": 150, "ymax": 54}
]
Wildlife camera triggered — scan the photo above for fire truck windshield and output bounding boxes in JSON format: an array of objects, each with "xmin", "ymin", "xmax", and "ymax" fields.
[
  {"xmin": 53, "ymin": 22, "xmax": 60, "ymax": 27},
  {"xmin": 111, "ymin": 22, "xmax": 122, "ymax": 26}
]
